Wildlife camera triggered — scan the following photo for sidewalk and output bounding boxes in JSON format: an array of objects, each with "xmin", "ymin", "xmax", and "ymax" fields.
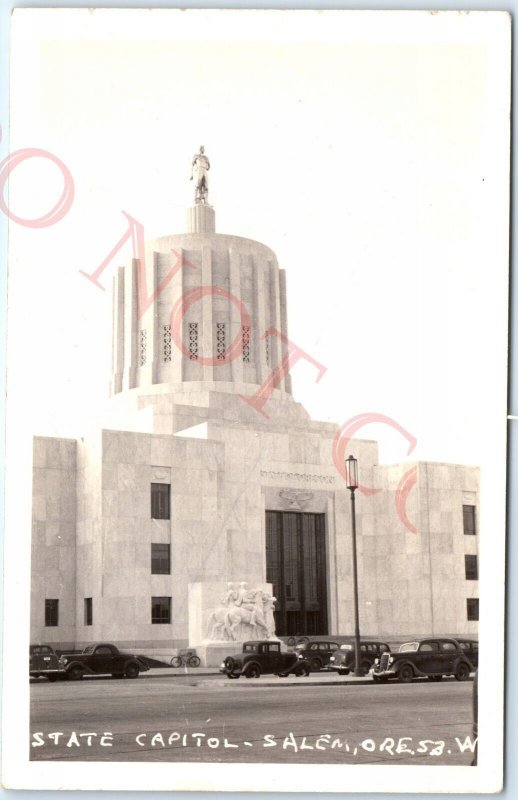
[{"xmin": 140, "ymin": 667, "xmax": 374, "ymax": 686}]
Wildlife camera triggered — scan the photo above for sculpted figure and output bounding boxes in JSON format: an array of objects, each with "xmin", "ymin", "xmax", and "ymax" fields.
[
  {"xmin": 190, "ymin": 145, "xmax": 210, "ymax": 204},
  {"xmin": 262, "ymin": 592, "xmax": 277, "ymax": 638}
]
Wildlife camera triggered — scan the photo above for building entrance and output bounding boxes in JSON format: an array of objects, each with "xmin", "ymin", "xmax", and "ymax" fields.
[{"xmin": 265, "ymin": 511, "xmax": 328, "ymax": 637}]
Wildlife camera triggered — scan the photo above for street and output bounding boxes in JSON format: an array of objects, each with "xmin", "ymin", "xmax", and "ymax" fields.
[{"xmin": 30, "ymin": 673, "xmax": 476, "ymax": 765}]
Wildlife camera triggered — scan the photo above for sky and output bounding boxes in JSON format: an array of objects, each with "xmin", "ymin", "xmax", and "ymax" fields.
[{"xmin": 6, "ymin": 8, "xmax": 510, "ymax": 468}]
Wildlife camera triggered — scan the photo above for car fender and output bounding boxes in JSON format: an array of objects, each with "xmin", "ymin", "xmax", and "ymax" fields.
[
  {"xmin": 393, "ymin": 660, "xmax": 419, "ymax": 677},
  {"xmin": 64, "ymin": 660, "xmax": 94, "ymax": 676},
  {"xmin": 243, "ymin": 660, "xmax": 262, "ymax": 676},
  {"xmin": 452, "ymin": 656, "xmax": 472, "ymax": 673}
]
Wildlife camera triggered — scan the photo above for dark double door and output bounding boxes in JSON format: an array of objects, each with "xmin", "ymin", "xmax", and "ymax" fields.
[{"xmin": 265, "ymin": 511, "xmax": 328, "ymax": 637}]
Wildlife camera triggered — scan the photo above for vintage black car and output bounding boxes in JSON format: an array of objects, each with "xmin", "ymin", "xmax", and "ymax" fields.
[
  {"xmin": 59, "ymin": 643, "xmax": 150, "ymax": 680},
  {"xmin": 327, "ymin": 640, "xmax": 391, "ymax": 676},
  {"xmin": 294, "ymin": 640, "xmax": 340, "ymax": 671},
  {"xmin": 29, "ymin": 644, "xmax": 66, "ymax": 681},
  {"xmin": 371, "ymin": 637, "xmax": 473, "ymax": 683},
  {"xmin": 220, "ymin": 640, "xmax": 310, "ymax": 679},
  {"xmin": 456, "ymin": 638, "xmax": 479, "ymax": 669}
]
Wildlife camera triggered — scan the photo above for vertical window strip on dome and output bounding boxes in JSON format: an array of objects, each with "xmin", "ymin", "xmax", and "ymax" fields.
[
  {"xmin": 242, "ymin": 325, "xmax": 251, "ymax": 363},
  {"xmin": 188, "ymin": 322, "xmax": 199, "ymax": 360},
  {"xmin": 163, "ymin": 324, "xmax": 172, "ymax": 362},
  {"xmin": 139, "ymin": 329, "xmax": 147, "ymax": 366},
  {"xmin": 216, "ymin": 322, "xmax": 226, "ymax": 361}
]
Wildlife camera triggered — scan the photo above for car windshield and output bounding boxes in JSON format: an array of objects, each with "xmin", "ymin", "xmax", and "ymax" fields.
[
  {"xmin": 243, "ymin": 644, "xmax": 258, "ymax": 653},
  {"xmin": 399, "ymin": 642, "xmax": 419, "ymax": 653},
  {"xmin": 339, "ymin": 644, "xmax": 353, "ymax": 650}
]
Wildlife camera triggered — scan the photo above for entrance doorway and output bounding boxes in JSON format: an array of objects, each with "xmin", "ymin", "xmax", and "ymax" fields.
[{"xmin": 265, "ymin": 511, "xmax": 328, "ymax": 637}]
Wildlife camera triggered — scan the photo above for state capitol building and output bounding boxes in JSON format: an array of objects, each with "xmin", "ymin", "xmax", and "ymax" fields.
[{"xmin": 31, "ymin": 150, "xmax": 479, "ymax": 661}]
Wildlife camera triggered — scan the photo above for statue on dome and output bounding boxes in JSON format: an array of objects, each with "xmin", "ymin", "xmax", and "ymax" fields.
[{"xmin": 190, "ymin": 145, "xmax": 210, "ymax": 205}]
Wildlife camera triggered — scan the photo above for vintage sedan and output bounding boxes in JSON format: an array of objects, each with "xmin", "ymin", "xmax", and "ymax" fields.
[
  {"xmin": 456, "ymin": 638, "xmax": 479, "ymax": 669},
  {"xmin": 327, "ymin": 640, "xmax": 391, "ymax": 676},
  {"xmin": 371, "ymin": 637, "xmax": 473, "ymax": 683},
  {"xmin": 29, "ymin": 644, "xmax": 66, "ymax": 681},
  {"xmin": 294, "ymin": 639, "xmax": 340, "ymax": 671},
  {"xmin": 220, "ymin": 640, "xmax": 310, "ymax": 679}
]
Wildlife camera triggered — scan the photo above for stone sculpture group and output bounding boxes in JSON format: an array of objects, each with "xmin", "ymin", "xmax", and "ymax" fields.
[{"xmin": 207, "ymin": 582, "xmax": 277, "ymax": 642}]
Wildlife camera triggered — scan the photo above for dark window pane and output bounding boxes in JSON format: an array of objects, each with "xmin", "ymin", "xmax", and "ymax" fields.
[
  {"xmin": 151, "ymin": 543, "xmax": 171, "ymax": 574},
  {"xmin": 463, "ymin": 505, "xmax": 476, "ymax": 535},
  {"xmin": 152, "ymin": 596, "xmax": 171, "ymax": 624},
  {"xmin": 84, "ymin": 597, "xmax": 93, "ymax": 626},
  {"xmin": 45, "ymin": 599, "xmax": 59, "ymax": 627},
  {"xmin": 467, "ymin": 598, "xmax": 479, "ymax": 621},
  {"xmin": 151, "ymin": 483, "xmax": 170, "ymax": 520},
  {"xmin": 465, "ymin": 554, "xmax": 478, "ymax": 580}
]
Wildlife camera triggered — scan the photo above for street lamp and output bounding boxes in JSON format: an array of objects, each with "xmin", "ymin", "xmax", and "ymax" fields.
[{"xmin": 346, "ymin": 454, "xmax": 362, "ymax": 677}]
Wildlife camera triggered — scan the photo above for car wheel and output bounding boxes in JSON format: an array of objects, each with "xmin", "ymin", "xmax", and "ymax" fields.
[
  {"xmin": 338, "ymin": 669, "xmax": 348, "ymax": 676},
  {"xmin": 227, "ymin": 674, "xmax": 240, "ymax": 679},
  {"xmin": 170, "ymin": 656, "xmax": 182, "ymax": 668},
  {"xmin": 67, "ymin": 665, "xmax": 83, "ymax": 681},
  {"xmin": 224, "ymin": 657, "xmax": 235, "ymax": 671},
  {"xmin": 455, "ymin": 662, "xmax": 471, "ymax": 681},
  {"xmin": 310, "ymin": 657, "xmax": 322, "ymax": 672},
  {"xmin": 246, "ymin": 665, "xmax": 261, "ymax": 679},
  {"xmin": 397, "ymin": 665, "xmax": 414, "ymax": 684},
  {"xmin": 361, "ymin": 660, "xmax": 371, "ymax": 675},
  {"xmin": 428, "ymin": 675, "xmax": 443, "ymax": 682},
  {"xmin": 125, "ymin": 662, "xmax": 140, "ymax": 679},
  {"xmin": 46, "ymin": 675, "xmax": 58, "ymax": 682},
  {"xmin": 295, "ymin": 664, "xmax": 309, "ymax": 677}
]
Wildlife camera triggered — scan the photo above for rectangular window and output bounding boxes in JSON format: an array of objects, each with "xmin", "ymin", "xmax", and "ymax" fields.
[
  {"xmin": 151, "ymin": 483, "xmax": 170, "ymax": 520},
  {"xmin": 467, "ymin": 598, "xmax": 479, "ymax": 621},
  {"xmin": 84, "ymin": 597, "xmax": 93, "ymax": 626},
  {"xmin": 151, "ymin": 544, "xmax": 171, "ymax": 575},
  {"xmin": 152, "ymin": 596, "xmax": 171, "ymax": 624},
  {"xmin": 45, "ymin": 599, "xmax": 59, "ymax": 627},
  {"xmin": 465, "ymin": 554, "xmax": 478, "ymax": 580},
  {"xmin": 463, "ymin": 505, "xmax": 476, "ymax": 535}
]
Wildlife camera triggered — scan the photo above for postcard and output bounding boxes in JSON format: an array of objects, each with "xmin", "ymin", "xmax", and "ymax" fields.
[{"xmin": 1, "ymin": 7, "xmax": 510, "ymax": 794}]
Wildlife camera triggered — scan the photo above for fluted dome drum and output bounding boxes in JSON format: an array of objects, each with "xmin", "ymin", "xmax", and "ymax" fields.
[{"xmin": 111, "ymin": 203, "xmax": 292, "ymax": 400}]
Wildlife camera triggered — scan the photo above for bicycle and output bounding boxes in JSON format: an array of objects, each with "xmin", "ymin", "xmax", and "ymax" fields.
[{"xmin": 170, "ymin": 651, "xmax": 201, "ymax": 668}]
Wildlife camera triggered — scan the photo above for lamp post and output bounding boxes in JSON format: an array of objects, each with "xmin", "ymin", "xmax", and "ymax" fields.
[{"xmin": 346, "ymin": 454, "xmax": 362, "ymax": 677}]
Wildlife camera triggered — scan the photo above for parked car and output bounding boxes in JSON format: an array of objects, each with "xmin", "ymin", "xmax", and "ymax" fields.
[
  {"xmin": 456, "ymin": 639, "xmax": 479, "ymax": 669},
  {"xmin": 294, "ymin": 640, "xmax": 340, "ymax": 671},
  {"xmin": 327, "ymin": 640, "xmax": 391, "ymax": 676},
  {"xmin": 371, "ymin": 637, "xmax": 473, "ymax": 683},
  {"xmin": 29, "ymin": 644, "xmax": 66, "ymax": 681},
  {"xmin": 220, "ymin": 640, "xmax": 310, "ymax": 679},
  {"xmin": 59, "ymin": 643, "xmax": 150, "ymax": 680}
]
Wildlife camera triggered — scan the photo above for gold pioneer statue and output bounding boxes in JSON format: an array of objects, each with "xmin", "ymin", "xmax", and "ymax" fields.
[{"xmin": 190, "ymin": 145, "xmax": 210, "ymax": 204}]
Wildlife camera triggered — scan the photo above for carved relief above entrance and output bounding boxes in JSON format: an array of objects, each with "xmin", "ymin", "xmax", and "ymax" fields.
[{"xmin": 278, "ymin": 489, "xmax": 314, "ymax": 511}]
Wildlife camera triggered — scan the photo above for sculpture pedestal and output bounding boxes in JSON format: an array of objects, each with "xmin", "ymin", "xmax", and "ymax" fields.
[{"xmin": 195, "ymin": 642, "xmax": 242, "ymax": 668}]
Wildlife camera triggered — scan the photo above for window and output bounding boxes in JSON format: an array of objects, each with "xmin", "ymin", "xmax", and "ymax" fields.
[
  {"xmin": 463, "ymin": 505, "xmax": 476, "ymax": 535},
  {"xmin": 467, "ymin": 598, "xmax": 479, "ymax": 621},
  {"xmin": 216, "ymin": 322, "xmax": 226, "ymax": 360},
  {"xmin": 465, "ymin": 554, "xmax": 479, "ymax": 580},
  {"xmin": 152, "ymin": 596, "xmax": 171, "ymax": 624},
  {"xmin": 84, "ymin": 597, "xmax": 93, "ymax": 626},
  {"xmin": 151, "ymin": 544, "xmax": 171, "ymax": 574},
  {"xmin": 441, "ymin": 642, "xmax": 457, "ymax": 651},
  {"xmin": 420, "ymin": 642, "xmax": 439, "ymax": 652},
  {"xmin": 45, "ymin": 599, "xmax": 59, "ymax": 627},
  {"xmin": 188, "ymin": 322, "xmax": 199, "ymax": 360},
  {"xmin": 151, "ymin": 483, "xmax": 170, "ymax": 519}
]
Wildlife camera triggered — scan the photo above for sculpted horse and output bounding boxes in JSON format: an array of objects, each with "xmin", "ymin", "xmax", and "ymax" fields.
[{"xmin": 225, "ymin": 590, "xmax": 269, "ymax": 640}]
